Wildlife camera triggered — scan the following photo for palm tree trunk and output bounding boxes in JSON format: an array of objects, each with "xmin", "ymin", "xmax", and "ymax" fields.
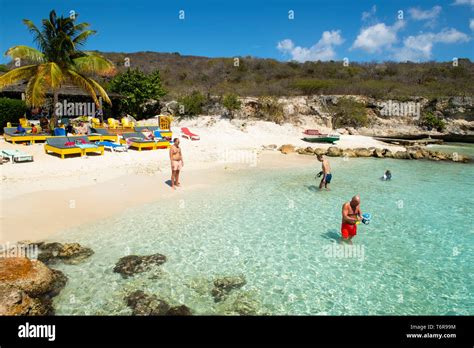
[{"xmin": 50, "ymin": 91, "xmax": 59, "ymax": 132}]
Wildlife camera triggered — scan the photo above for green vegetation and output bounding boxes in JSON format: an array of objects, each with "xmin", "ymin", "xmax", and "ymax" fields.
[
  {"xmin": 177, "ymin": 91, "xmax": 206, "ymax": 117},
  {"xmin": 0, "ymin": 98, "xmax": 27, "ymax": 129},
  {"xmin": 222, "ymin": 93, "xmax": 241, "ymax": 118},
  {"xmin": 330, "ymin": 98, "xmax": 368, "ymax": 128},
  {"xmin": 0, "ymin": 65, "xmax": 9, "ymax": 73},
  {"xmin": 0, "ymin": 10, "xmax": 115, "ymax": 127},
  {"xmin": 256, "ymin": 96, "xmax": 285, "ymax": 124},
  {"xmin": 94, "ymin": 53, "xmax": 474, "ymax": 98},
  {"xmin": 291, "ymin": 79, "xmax": 337, "ymax": 94},
  {"xmin": 109, "ymin": 69, "xmax": 166, "ymax": 119},
  {"xmin": 420, "ymin": 111, "xmax": 446, "ymax": 131}
]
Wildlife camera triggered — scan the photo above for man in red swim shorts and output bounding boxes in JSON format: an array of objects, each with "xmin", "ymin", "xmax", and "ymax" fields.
[{"xmin": 341, "ymin": 195, "xmax": 363, "ymax": 242}]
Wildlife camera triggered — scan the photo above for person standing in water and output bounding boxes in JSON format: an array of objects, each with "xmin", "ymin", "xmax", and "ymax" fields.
[
  {"xmin": 169, "ymin": 138, "xmax": 184, "ymax": 190},
  {"xmin": 316, "ymin": 154, "xmax": 332, "ymax": 190},
  {"xmin": 341, "ymin": 195, "xmax": 363, "ymax": 242}
]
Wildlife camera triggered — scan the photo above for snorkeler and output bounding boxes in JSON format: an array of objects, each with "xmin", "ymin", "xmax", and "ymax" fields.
[{"xmin": 382, "ymin": 170, "xmax": 392, "ymax": 181}]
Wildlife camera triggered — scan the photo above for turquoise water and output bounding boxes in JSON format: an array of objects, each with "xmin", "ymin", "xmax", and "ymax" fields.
[
  {"xmin": 51, "ymin": 154, "xmax": 474, "ymax": 315},
  {"xmin": 427, "ymin": 142, "xmax": 474, "ymax": 158}
]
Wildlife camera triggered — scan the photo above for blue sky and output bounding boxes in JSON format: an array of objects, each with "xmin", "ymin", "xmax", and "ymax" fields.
[{"xmin": 0, "ymin": 0, "xmax": 473, "ymax": 64}]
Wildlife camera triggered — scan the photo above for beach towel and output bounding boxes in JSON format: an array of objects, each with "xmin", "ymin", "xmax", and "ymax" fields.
[{"xmin": 75, "ymin": 144, "xmax": 98, "ymax": 149}]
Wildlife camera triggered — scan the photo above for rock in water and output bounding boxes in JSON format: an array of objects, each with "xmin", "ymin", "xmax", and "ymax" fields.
[
  {"xmin": 279, "ymin": 144, "xmax": 295, "ymax": 154},
  {"xmin": 393, "ymin": 151, "xmax": 412, "ymax": 160},
  {"xmin": 37, "ymin": 242, "xmax": 94, "ymax": 265},
  {"xmin": 313, "ymin": 148, "xmax": 327, "ymax": 156},
  {"xmin": 211, "ymin": 275, "xmax": 247, "ymax": 302},
  {"xmin": 354, "ymin": 148, "xmax": 373, "ymax": 157},
  {"xmin": 125, "ymin": 290, "xmax": 192, "ymax": 316},
  {"xmin": 326, "ymin": 147, "xmax": 342, "ymax": 157},
  {"xmin": 113, "ymin": 253, "xmax": 167, "ymax": 278},
  {"xmin": 0, "ymin": 257, "xmax": 67, "ymax": 315},
  {"xmin": 373, "ymin": 148, "xmax": 384, "ymax": 158},
  {"xmin": 341, "ymin": 149, "xmax": 356, "ymax": 158}
]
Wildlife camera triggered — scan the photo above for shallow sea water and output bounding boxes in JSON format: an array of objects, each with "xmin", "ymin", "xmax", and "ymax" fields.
[{"xmin": 51, "ymin": 153, "xmax": 474, "ymax": 315}]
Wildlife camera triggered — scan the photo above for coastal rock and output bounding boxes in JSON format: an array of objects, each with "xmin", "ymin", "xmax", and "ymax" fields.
[
  {"xmin": 393, "ymin": 151, "xmax": 412, "ymax": 160},
  {"xmin": 0, "ymin": 257, "xmax": 56, "ymax": 297},
  {"xmin": 383, "ymin": 149, "xmax": 394, "ymax": 158},
  {"xmin": 37, "ymin": 242, "xmax": 94, "ymax": 265},
  {"xmin": 373, "ymin": 148, "xmax": 384, "ymax": 158},
  {"xmin": 305, "ymin": 147, "xmax": 315, "ymax": 154},
  {"xmin": 326, "ymin": 147, "xmax": 342, "ymax": 157},
  {"xmin": 113, "ymin": 253, "xmax": 167, "ymax": 278},
  {"xmin": 341, "ymin": 149, "xmax": 356, "ymax": 158},
  {"xmin": 354, "ymin": 148, "xmax": 373, "ymax": 157},
  {"xmin": 262, "ymin": 144, "xmax": 277, "ymax": 150},
  {"xmin": 313, "ymin": 148, "xmax": 327, "ymax": 156},
  {"xmin": 408, "ymin": 149, "xmax": 424, "ymax": 159},
  {"xmin": 211, "ymin": 275, "xmax": 247, "ymax": 302},
  {"xmin": 0, "ymin": 285, "xmax": 52, "ymax": 316},
  {"xmin": 0, "ymin": 257, "xmax": 67, "ymax": 315},
  {"xmin": 279, "ymin": 144, "xmax": 295, "ymax": 154},
  {"xmin": 125, "ymin": 290, "xmax": 192, "ymax": 316}
]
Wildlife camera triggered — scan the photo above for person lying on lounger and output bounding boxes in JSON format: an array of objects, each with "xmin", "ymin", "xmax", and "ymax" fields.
[{"xmin": 141, "ymin": 128, "xmax": 154, "ymax": 140}]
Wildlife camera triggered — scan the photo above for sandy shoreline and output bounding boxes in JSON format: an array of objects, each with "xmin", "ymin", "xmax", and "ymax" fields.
[{"xmin": 1, "ymin": 116, "xmax": 405, "ymax": 244}]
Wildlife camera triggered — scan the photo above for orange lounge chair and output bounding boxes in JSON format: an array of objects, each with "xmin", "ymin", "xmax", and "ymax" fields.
[{"xmin": 181, "ymin": 127, "xmax": 200, "ymax": 140}]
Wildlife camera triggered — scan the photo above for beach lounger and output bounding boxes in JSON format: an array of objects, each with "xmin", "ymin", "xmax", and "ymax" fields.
[
  {"xmin": 89, "ymin": 128, "xmax": 118, "ymax": 142},
  {"xmin": 135, "ymin": 126, "xmax": 172, "ymax": 138},
  {"xmin": 120, "ymin": 132, "xmax": 157, "ymax": 151},
  {"xmin": 1, "ymin": 149, "xmax": 34, "ymax": 163},
  {"xmin": 96, "ymin": 141, "xmax": 127, "ymax": 152},
  {"xmin": 181, "ymin": 127, "xmax": 200, "ymax": 140},
  {"xmin": 44, "ymin": 136, "xmax": 104, "ymax": 159},
  {"xmin": 3, "ymin": 127, "xmax": 49, "ymax": 144}
]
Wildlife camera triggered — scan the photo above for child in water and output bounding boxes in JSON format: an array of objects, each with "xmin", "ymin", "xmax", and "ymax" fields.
[{"xmin": 382, "ymin": 170, "xmax": 392, "ymax": 181}]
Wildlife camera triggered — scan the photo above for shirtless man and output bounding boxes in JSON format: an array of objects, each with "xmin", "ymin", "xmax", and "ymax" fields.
[
  {"xmin": 169, "ymin": 138, "xmax": 183, "ymax": 190},
  {"xmin": 341, "ymin": 195, "xmax": 363, "ymax": 242},
  {"xmin": 316, "ymin": 154, "xmax": 332, "ymax": 190}
]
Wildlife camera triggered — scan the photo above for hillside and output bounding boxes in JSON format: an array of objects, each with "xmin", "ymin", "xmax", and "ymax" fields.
[{"xmin": 97, "ymin": 51, "xmax": 474, "ymax": 99}]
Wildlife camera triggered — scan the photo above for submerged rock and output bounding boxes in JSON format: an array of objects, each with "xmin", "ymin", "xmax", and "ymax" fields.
[
  {"xmin": 211, "ymin": 275, "xmax": 247, "ymax": 302},
  {"xmin": 124, "ymin": 290, "xmax": 192, "ymax": 316},
  {"xmin": 113, "ymin": 253, "xmax": 167, "ymax": 278},
  {"xmin": 0, "ymin": 257, "xmax": 67, "ymax": 315},
  {"xmin": 32, "ymin": 242, "xmax": 94, "ymax": 265}
]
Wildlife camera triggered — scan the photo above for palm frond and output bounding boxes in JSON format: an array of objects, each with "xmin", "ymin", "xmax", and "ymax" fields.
[
  {"xmin": 73, "ymin": 30, "xmax": 96, "ymax": 46},
  {"xmin": 72, "ymin": 53, "xmax": 115, "ymax": 76},
  {"xmin": 66, "ymin": 69, "xmax": 99, "ymax": 105},
  {"xmin": 5, "ymin": 45, "xmax": 45, "ymax": 63},
  {"xmin": 87, "ymin": 78, "xmax": 112, "ymax": 105},
  {"xmin": 22, "ymin": 19, "xmax": 47, "ymax": 52},
  {"xmin": 42, "ymin": 62, "xmax": 64, "ymax": 89},
  {"xmin": 0, "ymin": 65, "xmax": 38, "ymax": 89},
  {"xmin": 25, "ymin": 64, "xmax": 47, "ymax": 107}
]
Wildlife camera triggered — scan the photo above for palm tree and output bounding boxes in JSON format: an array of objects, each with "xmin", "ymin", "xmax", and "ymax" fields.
[{"xmin": 0, "ymin": 10, "xmax": 115, "ymax": 129}]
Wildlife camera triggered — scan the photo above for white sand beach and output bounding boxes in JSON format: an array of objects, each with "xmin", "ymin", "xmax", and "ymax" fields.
[{"xmin": 0, "ymin": 116, "xmax": 404, "ymax": 244}]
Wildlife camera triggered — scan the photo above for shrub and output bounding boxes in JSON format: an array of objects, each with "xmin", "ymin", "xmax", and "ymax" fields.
[
  {"xmin": 177, "ymin": 91, "xmax": 206, "ymax": 117},
  {"xmin": 420, "ymin": 111, "xmax": 446, "ymax": 131},
  {"xmin": 222, "ymin": 93, "xmax": 241, "ymax": 118},
  {"xmin": 292, "ymin": 79, "xmax": 337, "ymax": 95},
  {"xmin": 256, "ymin": 96, "xmax": 285, "ymax": 124},
  {"xmin": 330, "ymin": 98, "xmax": 368, "ymax": 128},
  {"xmin": 109, "ymin": 69, "xmax": 166, "ymax": 120},
  {"xmin": 0, "ymin": 98, "xmax": 27, "ymax": 130}
]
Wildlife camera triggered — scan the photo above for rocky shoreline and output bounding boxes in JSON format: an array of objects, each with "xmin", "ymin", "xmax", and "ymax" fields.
[
  {"xmin": 275, "ymin": 144, "xmax": 471, "ymax": 163},
  {"xmin": 1, "ymin": 243, "xmax": 256, "ymax": 316}
]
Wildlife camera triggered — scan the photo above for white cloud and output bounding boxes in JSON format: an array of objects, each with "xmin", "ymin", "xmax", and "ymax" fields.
[
  {"xmin": 409, "ymin": 6, "xmax": 442, "ymax": 21},
  {"xmin": 362, "ymin": 5, "xmax": 377, "ymax": 21},
  {"xmin": 393, "ymin": 28, "xmax": 470, "ymax": 61},
  {"xmin": 277, "ymin": 30, "xmax": 344, "ymax": 62},
  {"xmin": 351, "ymin": 21, "xmax": 404, "ymax": 53},
  {"xmin": 452, "ymin": 0, "xmax": 474, "ymax": 7},
  {"xmin": 470, "ymin": 19, "xmax": 474, "ymax": 31},
  {"xmin": 408, "ymin": 6, "xmax": 442, "ymax": 28}
]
